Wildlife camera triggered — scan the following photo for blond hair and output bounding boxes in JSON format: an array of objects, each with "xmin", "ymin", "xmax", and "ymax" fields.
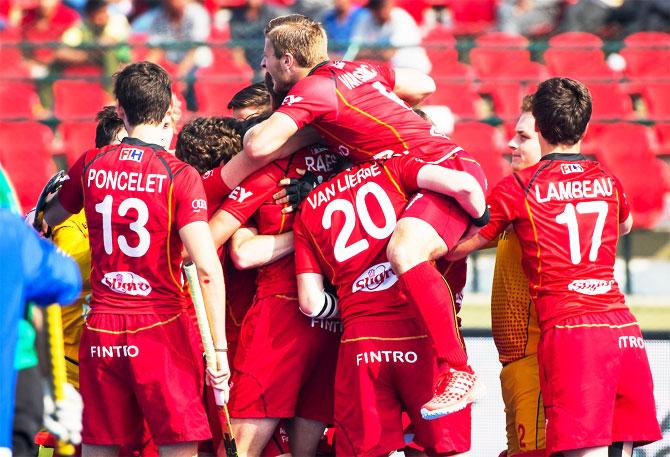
[
  {"xmin": 521, "ymin": 94, "xmax": 534, "ymax": 113},
  {"xmin": 265, "ymin": 14, "xmax": 328, "ymax": 68}
]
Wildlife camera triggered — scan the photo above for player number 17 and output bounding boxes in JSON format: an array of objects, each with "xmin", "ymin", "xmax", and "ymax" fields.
[{"xmin": 555, "ymin": 200, "xmax": 608, "ymax": 264}]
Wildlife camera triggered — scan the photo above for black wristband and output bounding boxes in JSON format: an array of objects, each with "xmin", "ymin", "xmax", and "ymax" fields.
[{"xmin": 471, "ymin": 207, "xmax": 490, "ymax": 227}]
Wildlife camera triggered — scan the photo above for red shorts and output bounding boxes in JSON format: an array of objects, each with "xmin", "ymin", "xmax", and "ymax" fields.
[
  {"xmin": 79, "ymin": 311, "xmax": 211, "ymax": 446},
  {"xmin": 335, "ymin": 319, "xmax": 471, "ymax": 457},
  {"xmin": 538, "ymin": 309, "xmax": 661, "ymax": 455},
  {"xmin": 229, "ymin": 295, "xmax": 340, "ymax": 423},
  {"xmin": 400, "ymin": 150, "xmax": 487, "ymax": 249}
]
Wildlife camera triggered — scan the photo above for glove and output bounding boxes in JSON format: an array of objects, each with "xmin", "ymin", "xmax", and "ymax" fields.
[
  {"xmin": 284, "ymin": 171, "xmax": 321, "ymax": 211},
  {"xmin": 43, "ymin": 382, "xmax": 83, "ymax": 446},
  {"xmin": 470, "ymin": 206, "xmax": 490, "ymax": 227}
]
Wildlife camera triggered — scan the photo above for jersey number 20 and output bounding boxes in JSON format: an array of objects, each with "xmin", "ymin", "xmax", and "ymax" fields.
[
  {"xmin": 95, "ymin": 195, "xmax": 150, "ymax": 257},
  {"xmin": 322, "ymin": 182, "xmax": 396, "ymax": 262}
]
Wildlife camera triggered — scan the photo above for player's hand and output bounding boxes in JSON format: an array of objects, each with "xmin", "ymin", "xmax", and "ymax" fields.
[
  {"xmin": 273, "ymin": 169, "xmax": 321, "ymax": 214},
  {"xmin": 206, "ymin": 352, "xmax": 231, "ymax": 405},
  {"xmin": 43, "ymin": 383, "xmax": 83, "ymax": 445}
]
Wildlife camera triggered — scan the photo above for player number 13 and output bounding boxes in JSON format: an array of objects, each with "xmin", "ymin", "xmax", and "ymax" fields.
[
  {"xmin": 555, "ymin": 200, "xmax": 607, "ymax": 265},
  {"xmin": 95, "ymin": 195, "xmax": 150, "ymax": 257}
]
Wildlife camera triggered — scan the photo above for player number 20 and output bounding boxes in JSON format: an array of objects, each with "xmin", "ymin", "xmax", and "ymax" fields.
[
  {"xmin": 555, "ymin": 200, "xmax": 608, "ymax": 265},
  {"xmin": 95, "ymin": 195, "xmax": 150, "ymax": 257},
  {"xmin": 322, "ymin": 182, "xmax": 397, "ymax": 262}
]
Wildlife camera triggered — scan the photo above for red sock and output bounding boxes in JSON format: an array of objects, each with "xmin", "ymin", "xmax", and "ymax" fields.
[{"xmin": 398, "ymin": 261, "xmax": 468, "ymax": 371}]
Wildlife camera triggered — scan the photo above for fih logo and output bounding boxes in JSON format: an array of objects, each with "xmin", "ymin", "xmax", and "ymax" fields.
[
  {"xmin": 352, "ymin": 262, "xmax": 398, "ymax": 293},
  {"xmin": 102, "ymin": 271, "xmax": 152, "ymax": 296},
  {"xmin": 119, "ymin": 148, "xmax": 144, "ymax": 163},
  {"xmin": 561, "ymin": 163, "xmax": 584, "ymax": 174}
]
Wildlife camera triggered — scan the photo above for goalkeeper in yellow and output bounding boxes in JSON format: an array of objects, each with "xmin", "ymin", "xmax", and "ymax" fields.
[
  {"xmin": 492, "ymin": 95, "xmax": 544, "ymax": 457},
  {"xmin": 52, "ymin": 107, "xmax": 127, "ymax": 389}
]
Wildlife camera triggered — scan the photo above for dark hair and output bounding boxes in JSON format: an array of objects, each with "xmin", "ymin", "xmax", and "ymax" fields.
[
  {"xmin": 532, "ymin": 77, "xmax": 591, "ymax": 146},
  {"xmin": 412, "ymin": 107, "xmax": 430, "ymax": 122},
  {"xmin": 176, "ymin": 117, "xmax": 243, "ymax": 174},
  {"xmin": 95, "ymin": 105, "xmax": 125, "ymax": 148},
  {"xmin": 113, "ymin": 61, "xmax": 171, "ymax": 127},
  {"xmin": 84, "ymin": 0, "xmax": 107, "ymax": 15},
  {"xmin": 521, "ymin": 93, "xmax": 534, "ymax": 113},
  {"xmin": 227, "ymin": 83, "xmax": 271, "ymax": 111}
]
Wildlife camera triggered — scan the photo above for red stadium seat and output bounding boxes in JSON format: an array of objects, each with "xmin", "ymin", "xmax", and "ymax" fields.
[
  {"xmin": 0, "ymin": 82, "xmax": 39, "ymax": 120},
  {"xmin": 587, "ymin": 82, "xmax": 634, "ymax": 121},
  {"xmin": 0, "ymin": 46, "xmax": 31, "ymax": 79},
  {"xmin": 478, "ymin": 82, "xmax": 525, "ymax": 121},
  {"xmin": 57, "ymin": 121, "xmax": 98, "ymax": 166},
  {"xmin": 623, "ymin": 31, "xmax": 670, "ymax": 48},
  {"xmin": 201, "ymin": 47, "xmax": 254, "ymax": 80},
  {"xmin": 424, "ymin": 28, "xmax": 472, "ymax": 80},
  {"xmin": 194, "ymin": 79, "xmax": 252, "ymax": 116},
  {"xmin": 0, "ymin": 121, "xmax": 56, "ymax": 211},
  {"xmin": 470, "ymin": 47, "xmax": 546, "ymax": 81},
  {"xmin": 595, "ymin": 123, "xmax": 667, "ymax": 229},
  {"xmin": 444, "ymin": 0, "xmax": 496, "ymax": 35},
  {"xmin": 620, "ymin": 47, "xmax": 670, "ymax": 81},
  {"xmin": 548, "ymin": 32, "xmax": 603, "ymax": 49},
  {"xmin": 450, "ymin": 121, "xmax": 511, "ymax": 190},
  {"xmin": 426, "ymin": 82, "xmax": 482, "ymax": 119},
  {"xmin": 642, "ymin": 83, "xmax": 670, "ymax": 121},
  {"xmin": 654, "ymin": 123, "xmax": 670, "ymax": 156},
  {"xmin": 53, "ymin": 80, "xmax": 111, "ymax": 121},
  {"xmin": 543, "ymin": 48, "xmax": 617, "ymax": 81}
]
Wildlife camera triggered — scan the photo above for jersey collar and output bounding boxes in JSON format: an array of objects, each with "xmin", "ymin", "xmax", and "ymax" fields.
[
  {"xmin": 308, "ymin": 60, "xmax": 331, "ymax": 76},
  {"xmin": 121, "ymin": 136, "xmax": 167, "ymax": 152},
  {"xmin": 541, "ymin": 152, "xmax": 586, "ymax": 162}
]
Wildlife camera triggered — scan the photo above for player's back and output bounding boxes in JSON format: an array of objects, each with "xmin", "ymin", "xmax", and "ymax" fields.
[
  {"xmin": 513, "ymin": 155, "xmax": 628, "ymax": 327},
  {"xmin": 76, "ymin": 139, "xmax": 205, "ymax": 312},
  {"xmin": 281, "ymin": 61, "xmax": 459, "ymax": 163},
  {"xmin": 296, "ymin": 160, "xmax": 414, "ymax": 326}
]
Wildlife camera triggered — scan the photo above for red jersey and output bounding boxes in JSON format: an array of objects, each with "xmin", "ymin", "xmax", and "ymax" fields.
[
  {"xmin": 294, "ymin": 157, "xmax": 426, "ymax": 327},
  {"xmin": 58, "ymin": 138, "xmax": 208, "ymax": 313},
  {"xmin": 479, "ymin": 153, "xmax": 631, "ymax": 329},
  {"xmin": 222, "ymin": 144, "xmax": 339, "ymax": 299},
  {"xmin": 276, "ymin": 60, "xmax": 462, "ymax": 163}
]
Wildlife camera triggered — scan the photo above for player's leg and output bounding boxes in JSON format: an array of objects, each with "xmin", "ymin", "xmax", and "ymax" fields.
[
  {"xmin": 561, "ymin": 447, "xmax": 609, "ymax": 457},
  {"xmin": 157, "ymin": 442, "xmax": 199, "ymax": 457},
  {"xmin": 81, "ymin": 444, "xmax": 119, "ymax": 457},
  {"xmin": 232, "ymin": 418, "xmax": 281, "ymax": 457},
  {"xmin": 288, "ymin": 417, "xmax": 326, "ymax": 456}
]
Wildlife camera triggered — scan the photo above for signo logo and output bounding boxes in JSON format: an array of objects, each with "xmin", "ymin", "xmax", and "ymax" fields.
[
  {"xmin": 568, "ymin": 279, "xmax": 613, "ymax": 296},
  {"xmin": 352, "ymin": 262, "xmax": 398, "ymax": 293},
  {"xmin": 102, "ymin": 271, "xmax": 152, "ymax": 296}
]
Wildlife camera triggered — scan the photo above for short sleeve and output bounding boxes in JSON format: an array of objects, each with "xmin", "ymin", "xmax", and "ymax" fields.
[
  {"xmin": 612, "ymin": 175, "xmax": 631, "ymax": 222},
  {"xmin": 201, "ymin": 165, "xmax": 230, "ymax": 216},
  {"xmin": 384, "ymin": 155, "xmax": 422, "ymax": 195},
  {"xmin": 375, "ymin": 62, "xmax": 396, "ymax": 89},
  {"xmin": 479, "ymin": 175, "xmax": 519, "ymax": 241},
  {"xmin": 58, "ymin": 153, "xmax": 86, "ymax": 215},
  {"xmin": 173, "ymin": 165, "xmax": 209, "ymax": 229},
  {"xmin": 221, "ymin": 164, "xmax": 281, "ymax": 225},
  {"xmin": 275, "ymin": 75, "xmax": 338, "ymax": 129},
  {"xmin": 294, "ymin": 216, "xmax": 323, "ymax": 275}
]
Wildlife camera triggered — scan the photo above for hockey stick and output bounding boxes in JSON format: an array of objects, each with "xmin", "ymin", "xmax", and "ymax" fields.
[{"xmin": 183, "ymin": 263, "xmax": 238, "ymax": 457}]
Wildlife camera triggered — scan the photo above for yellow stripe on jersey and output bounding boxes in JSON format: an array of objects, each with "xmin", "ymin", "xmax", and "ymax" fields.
[
  {"xmin": 490, "ymin": 231, "xmax": 540, "ymax": 364},
  {"xmin": 335, "ymin": 88, "xmax": 410, "ymax": 151},
  {"xmin": 166, "ymin": 183, "xmax": 183, "ymax": 293}
]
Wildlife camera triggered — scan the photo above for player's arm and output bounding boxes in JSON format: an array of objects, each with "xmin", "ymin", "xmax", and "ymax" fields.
[
  {"xmin": 179, "ymin": 221, "xmax": 230, "ymax": 394},
  {"xmin": 209, "ymin": 209, "xmax": 243, "ymax": 249},
  {"xmin": 445, "ymin": 233, "xmax": 491, "ymax": 261},
  {"xmin": 218, "ymin": 116, "xmax": 319, "ymax": 191},
  {"xmin": 620, "ymin": 213, "xmax": 633, "ymax": 235},
  {"xmin": 392, "ymin": 67, "xmax": 436, "ymax": 106},
  {"xmin": 416, "ymin": 164, "xmax": 487, "ymax": 220},
  {"xmin": 297, "ymin": 272, "xmax": 339, "ymax": 319},
  {"xmin": 229, "ymin": 227, "xmax": 294, "ymax": 270}
]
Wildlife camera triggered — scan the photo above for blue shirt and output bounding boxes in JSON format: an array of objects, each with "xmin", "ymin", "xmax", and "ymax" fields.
[
  {"xmin": 322, "ymin": 6, "xmax": 365, "ymax": 53},
  {"xmin": 0, "ymin": 209, "xmax": 81, "ymax": 449}
]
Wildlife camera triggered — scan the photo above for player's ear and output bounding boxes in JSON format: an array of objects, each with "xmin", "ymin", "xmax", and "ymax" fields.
[
  {"xmin": 283, "ymin": 52, "xmax": 294, "ymax": 69},
  {"xmin": 116, "ymin": 104, "xmax": 126, "ymax": 124},
  {"xmin": 581, "ymin": 122, "xmax": 590, "ymax": 142}
]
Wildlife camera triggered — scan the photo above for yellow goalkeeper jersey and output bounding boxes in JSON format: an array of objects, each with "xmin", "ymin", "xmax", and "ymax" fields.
[
  {"xmin": 490, "ymin": 230, "xmax": 540, "ymax": 364},
  {"xmin": 51, "ymin": 210, "xmax": 90, "ymax": 389}
]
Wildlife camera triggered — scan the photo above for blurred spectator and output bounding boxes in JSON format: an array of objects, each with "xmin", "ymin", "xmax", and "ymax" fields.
[
  {"xmin": 58, "ymin": 0, "xmax": 131, "ymax": 84},
  {"xmin": 138, "ymin": 0, "xmax": 212, "ymax": 79},
  {"xmin": 559, "ymin": 0, "xmax": 622, "ymax": 33},
  {"xmin": 229, "ymin": 0, "xmax": 287, "ymax": 81},
  {"xmin": 610, "ymin": 0, "xmax": 670, "ymax": 34},
  {"xmin": 293, "ymin": 0, "xmax": 330, "ymax": 20},
  {"xmin": 396, "ymin": 0, "xmax": 429, "ymax": 25},
  {"xmin": 20, "ymin": 0, "xmax": 80, "ymax": 77},
  {"xmin": 348, "ymin": 0, "xmax": 431, "ymax": 73},
  {"xmin": 321, "ymin": 0, "xmax": 365, "ymax": 57},
  {"xmin": 497, "ymin": 0, "xmax": 562, "ymax": 35}
]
